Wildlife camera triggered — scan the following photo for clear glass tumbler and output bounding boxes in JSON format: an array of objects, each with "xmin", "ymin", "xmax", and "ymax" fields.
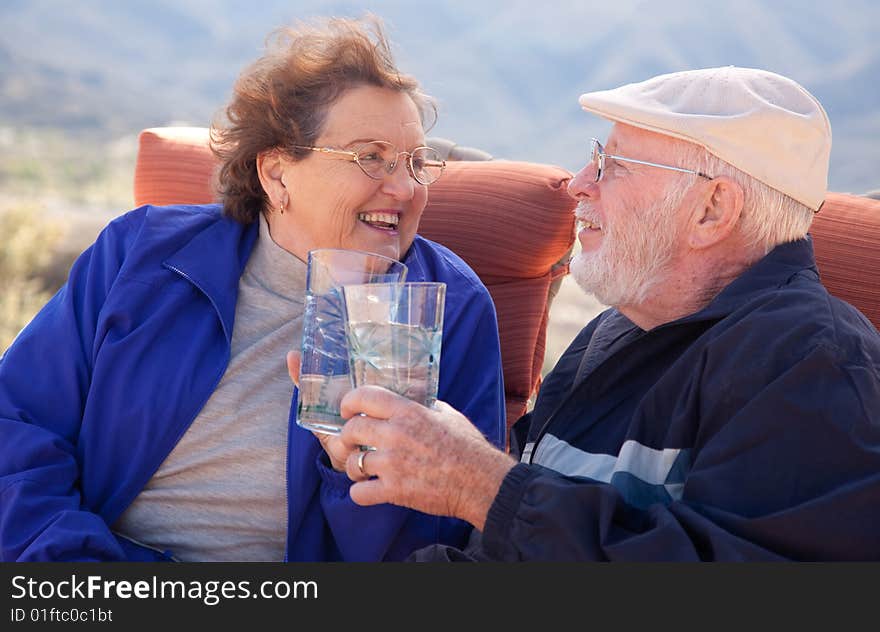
[
  {"xmin": 342, "ymin": 282, "xmax": 446, "ymax": 408},
  {"xmin": 296, "ymin": 249, "xmax": 407, "ymax": 435}
]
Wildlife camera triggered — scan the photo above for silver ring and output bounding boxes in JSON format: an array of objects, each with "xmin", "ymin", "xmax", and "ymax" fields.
[{"xmin": 357, "ymin": 450, "xmax": 369, "ymax": 477}]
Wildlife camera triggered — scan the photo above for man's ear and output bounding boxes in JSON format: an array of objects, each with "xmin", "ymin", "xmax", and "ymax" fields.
[
  {"xmin": 688, "ymin": 176, "xmax": 744, "ymax": 249},
  {"xmin": 256, "ymin": 149, "xmax": 288, "ymax": 211}
]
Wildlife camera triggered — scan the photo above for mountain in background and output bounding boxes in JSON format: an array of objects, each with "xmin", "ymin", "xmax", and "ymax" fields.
[{"xmin": 2, "ymin": 0, "xmax": 878, "ymax": 193}]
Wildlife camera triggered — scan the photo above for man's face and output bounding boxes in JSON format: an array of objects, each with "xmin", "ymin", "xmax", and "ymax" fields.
[{"xmin": 567, "ymin": 124, "xmax": 691, "ymax": 308}]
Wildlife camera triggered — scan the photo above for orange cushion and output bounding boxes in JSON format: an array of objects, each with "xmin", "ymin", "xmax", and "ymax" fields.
[
  {"xmin": 416, "ymin": 160, "xmax": 576, "ymax": 423},
  {"xmin": 134, "ymin": 127, "xmax": 216, "ymax": 207},
  {"xmin": 486, "ymin": 276, "xmax": 556, "ymax": 423},
  {"xmin": 812, "ymin": 193, "xmax": 880, "ymax": 330},
  {"xmin": 133, "ymin": 127, "xmax": 578, "ymax": 429},
  {"xmin": 417, "ymin": 161, "xmax": 576, "ymax": 282}
]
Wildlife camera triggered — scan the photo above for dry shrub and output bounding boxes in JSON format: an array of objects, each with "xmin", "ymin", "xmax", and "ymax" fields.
[{"xmin": 0, "ymin": 207, "xmax": 66, "ymax": 352}]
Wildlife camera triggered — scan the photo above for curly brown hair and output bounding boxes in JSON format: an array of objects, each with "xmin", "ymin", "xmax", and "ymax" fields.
[{"xmin": 210, "ymin": 15, "xmax": 436, "ymax": 224}]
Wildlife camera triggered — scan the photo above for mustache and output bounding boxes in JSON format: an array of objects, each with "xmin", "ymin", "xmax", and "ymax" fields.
[{"xmin": 574, "ymin": 201, "xmax": 600, "ymax": 223}]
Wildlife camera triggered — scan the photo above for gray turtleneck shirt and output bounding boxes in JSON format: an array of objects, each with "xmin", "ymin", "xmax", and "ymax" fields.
[{"xmin": 114, "ymin": 213, "xmax": 307, "ymax": 561}]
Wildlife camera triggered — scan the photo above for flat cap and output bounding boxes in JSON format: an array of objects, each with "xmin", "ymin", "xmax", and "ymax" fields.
[{"xmin": 579, "ymin": 66, "xmax": 831, "ymax": 211}]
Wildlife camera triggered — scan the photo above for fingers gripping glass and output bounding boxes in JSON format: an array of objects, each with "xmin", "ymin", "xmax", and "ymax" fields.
[
  {"xmin": 589, "ymin": 138, "xmax": 713, "ymax": 182},
  {"xmin": 293, "ymin": 141, "xmax": 446, "ymax": 185}
]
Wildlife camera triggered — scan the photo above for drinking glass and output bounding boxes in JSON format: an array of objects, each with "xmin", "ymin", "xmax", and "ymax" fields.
[
  {"xmin": 342, "ymin": 282, "xmax": 446, "ymax": 408},
  {"xmin": 296, "ymin": 249, "xmax": 407, "ymax": 435}
]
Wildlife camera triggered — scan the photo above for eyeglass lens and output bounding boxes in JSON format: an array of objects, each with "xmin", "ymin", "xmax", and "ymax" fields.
[
  {"xmin": 354, "ymin": 141, "xmax": 443, "ymax": 184},
  {"xmin": 589, "ymin": 139, "xmax": 604, "ymax": 183}
]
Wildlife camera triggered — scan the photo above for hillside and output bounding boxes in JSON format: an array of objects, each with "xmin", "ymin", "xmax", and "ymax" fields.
[{"xmin": 1, "ymin": 0, "xmax": 879, "ymax": 192}]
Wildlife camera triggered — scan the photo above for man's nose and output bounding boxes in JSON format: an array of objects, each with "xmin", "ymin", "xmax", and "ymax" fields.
[{"xmin": 567, "ymin": 163, "xmax": 599, "ymax": 200}]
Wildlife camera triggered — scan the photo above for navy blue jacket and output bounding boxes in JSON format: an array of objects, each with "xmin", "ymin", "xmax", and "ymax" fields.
[
  {"xmin": 0, "ymin": 204, "xmax": 505, "ymax": 561},
  {"xmin": 482, "ymin": 236, "xmax": 880, "ymax": 561}
]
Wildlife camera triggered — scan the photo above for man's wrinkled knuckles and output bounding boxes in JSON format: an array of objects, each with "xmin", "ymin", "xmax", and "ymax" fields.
[
  {"xmin": 339, "ymin": 384, "xmax": 405, "ymax": 418},
  {"xmin": 430, "ymin": 399, "xmax": 457, "ymax": 414},
  {"xmin": 338, "ymin": 414, "xmax": 372, "ymax": 444},
  {"xmin": 339, "ymin": 414, "xmax": 390, "ymax": 449},
  {"xmin": 338, "ymin": 425, "xmax": 366, "ymax": 452}
]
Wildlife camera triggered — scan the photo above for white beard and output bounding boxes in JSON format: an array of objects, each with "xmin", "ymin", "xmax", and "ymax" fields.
[{"xmin": 569, "ymin": 184, "xmax": 687, "ymax": 308}]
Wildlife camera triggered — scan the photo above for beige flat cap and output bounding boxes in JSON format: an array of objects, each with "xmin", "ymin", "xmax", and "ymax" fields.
[{"xmin": 579, "ymin": 66, "xmax": 831, "ymax": 211}]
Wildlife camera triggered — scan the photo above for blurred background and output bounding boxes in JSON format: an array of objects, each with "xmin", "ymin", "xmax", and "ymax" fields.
[{"xmin": 2, "ymin": 0, "xmax": 878, "ymax": 370}]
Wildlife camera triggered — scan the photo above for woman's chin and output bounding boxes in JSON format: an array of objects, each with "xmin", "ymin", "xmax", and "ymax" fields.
[{"xmin": 349, "ymin": 231, "xmax": 402, "ymax": 259}]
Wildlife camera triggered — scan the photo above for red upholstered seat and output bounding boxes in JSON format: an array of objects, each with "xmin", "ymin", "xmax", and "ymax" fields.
[
  {"xmin": 811, "ymin": 193, "xmax": 880, "ymax": 330},
  {"xmin": 133, "ymin": 127, "xmax": 577, "ymax": 432},
  {"xmin": 134, "ymin": 127, "xmax": 217, "ymax": 207}
]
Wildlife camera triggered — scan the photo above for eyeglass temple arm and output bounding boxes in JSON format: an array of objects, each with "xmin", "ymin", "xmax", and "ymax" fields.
[
  {"xmin": 293, "ymin": 145, "xmax": 358, "ymax": 158},
  {"xmin": 609, "ymin": 154, "xmax": 712, "ymax": 179}
]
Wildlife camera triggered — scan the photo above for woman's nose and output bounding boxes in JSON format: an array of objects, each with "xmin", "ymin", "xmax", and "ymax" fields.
[{"xmin": 381, "ymin": 158, "xmax": 416, "ymax": 199}]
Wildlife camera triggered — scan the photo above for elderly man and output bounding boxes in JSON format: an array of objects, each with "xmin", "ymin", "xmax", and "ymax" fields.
[{"xmin": 333, "ymin": 67, "xmax": 880, "ymax": 560}]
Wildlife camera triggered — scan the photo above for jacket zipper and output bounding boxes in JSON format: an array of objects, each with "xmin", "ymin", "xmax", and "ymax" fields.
[
  {"xmin": 113, "ymin": 264, "xmax": 235, "ymax": 555},
  {"xmin": 162, "ymin": 264, "xmax": 233, "ymax": 451},
  {"xmin": 524, "ymin": 389, "xmax": 575, "ymax": 465},
  {"xmin": 526, "ymin": 317, "xmax": 719, "ymax": 465},
  {"xmin": 168, "ymin": 263, "xmax": 293, "ymax": 562},
  {"xmin": 112, "ymin": 531, "xmax": 181, "ymax": 562}
]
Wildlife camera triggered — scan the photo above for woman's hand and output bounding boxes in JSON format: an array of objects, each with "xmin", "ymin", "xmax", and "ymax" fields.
[{"xmin": 287, "ymin": 350, "xmax": 351, "ymax": 472}]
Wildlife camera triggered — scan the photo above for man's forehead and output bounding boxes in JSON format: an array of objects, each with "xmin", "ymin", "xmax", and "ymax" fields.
[{"xmin": 607, "ymin": 123, "xmax": 696, "ymax": 155}]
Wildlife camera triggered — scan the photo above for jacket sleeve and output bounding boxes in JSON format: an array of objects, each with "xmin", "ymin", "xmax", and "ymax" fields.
[
  {"xmin": 317, "ymin": 279, "xmax": 506, "ymax": 561},
  {"xmin": 0, "ymin": 212, "xmax": 167, "ymax": 561},
  {"xmin": 481, "ymin": 344, "xmax": 880, "ymax": 561}
]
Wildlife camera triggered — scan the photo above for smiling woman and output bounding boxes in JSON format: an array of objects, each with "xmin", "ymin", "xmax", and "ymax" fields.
[
  {"xmin": 0, "ymin": 15, "xmax": 506, "ymax": 563},
  {"xmin": 251, "ymin": 85, "xmax": 432, "ymax": 262},
  {"xmin": 210, "ymin": 17, "xmax": 440, "ymax": 262}
]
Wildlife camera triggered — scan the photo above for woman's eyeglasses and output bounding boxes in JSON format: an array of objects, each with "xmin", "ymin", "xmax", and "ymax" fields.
[{"xmin": 293, "ymin": 140, "xmax": 446, "ymax": 185}]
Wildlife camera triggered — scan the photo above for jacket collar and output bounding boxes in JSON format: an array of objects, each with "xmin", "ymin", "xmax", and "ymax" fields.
[
  {"xmin": 164, "ymin": 207, "xmax": 259, "ymax": 342},
  {"xmin": 562, "ymin": 237, "xmax": 819, "ymax": 393},
  {"xmin": 162, "ymin": 216, "xmax": 428, "ymax": 343}
]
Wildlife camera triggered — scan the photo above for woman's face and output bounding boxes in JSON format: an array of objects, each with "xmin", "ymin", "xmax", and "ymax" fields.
[{"xmin": 267, "ymin": 85, "xmax": 429, "ymax": 262}]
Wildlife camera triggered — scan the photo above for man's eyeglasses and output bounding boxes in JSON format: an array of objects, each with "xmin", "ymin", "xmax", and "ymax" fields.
[
  {"xmin": 589, "ymin": 138, "xmax": 713, "ymax": 183},
  {"xmin": 292, "ymin": 140, "xmax": 446, "ymax": 185}
]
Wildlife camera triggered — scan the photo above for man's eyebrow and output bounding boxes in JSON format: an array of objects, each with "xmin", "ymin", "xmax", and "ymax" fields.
[{"xmin": 605, "ymin": 139, "xmax": 622, "ymax": 154}]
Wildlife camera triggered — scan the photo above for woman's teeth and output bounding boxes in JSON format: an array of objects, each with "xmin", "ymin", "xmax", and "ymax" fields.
[
  {"xmin": 358, "ymin": 212, "xmax": 399, "ymax": 229},
  {"xmin": 579, "ymin": 219, "xmax": 602, "ymax": 231}
]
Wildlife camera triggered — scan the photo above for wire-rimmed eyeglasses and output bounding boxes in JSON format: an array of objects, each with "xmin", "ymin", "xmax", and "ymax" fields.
[
  {"xmin": 589, "ymin": 138, "xmax": 713, "ymax": 182},
  {"xmin": 292, "ymin": 140, "xmax": 446, "ymax": 185}
]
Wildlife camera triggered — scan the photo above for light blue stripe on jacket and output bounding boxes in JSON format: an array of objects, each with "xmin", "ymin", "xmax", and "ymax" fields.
[{"xmin": 524, "ymin": 434, "xmax": 691, "ymax": 509}]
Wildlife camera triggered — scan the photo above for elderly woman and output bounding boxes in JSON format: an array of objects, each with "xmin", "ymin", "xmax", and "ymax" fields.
[{"xmin": 0, "ymin": 17, "xmax": 505, "ymax": 561}]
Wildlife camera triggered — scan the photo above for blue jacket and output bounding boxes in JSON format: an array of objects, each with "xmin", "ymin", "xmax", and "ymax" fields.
[
  {"xmin": 481, "ymin": 237, "xmax": 880, "ymax": 561},
  {"xmin": 0, "ymin": 203, "xmax": 505, "ymax": 561}
]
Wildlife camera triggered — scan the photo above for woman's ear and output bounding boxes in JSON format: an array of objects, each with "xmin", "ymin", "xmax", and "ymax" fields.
[
  {"xmin": 256, "ymin": 149, "xmax": 288, "ymax": 212},
  {"xmin": 688, "ymin": 176, "xmax": 744, "ymax": 250}
]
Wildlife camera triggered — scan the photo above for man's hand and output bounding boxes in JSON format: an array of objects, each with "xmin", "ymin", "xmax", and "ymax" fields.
[
  {"xmin": 286, "ymin": 350, "xmax": 349, "ymax": 472},
  {"xmin": 338, "ymin": 386, "xmax": 516, "ymax": 531}
]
